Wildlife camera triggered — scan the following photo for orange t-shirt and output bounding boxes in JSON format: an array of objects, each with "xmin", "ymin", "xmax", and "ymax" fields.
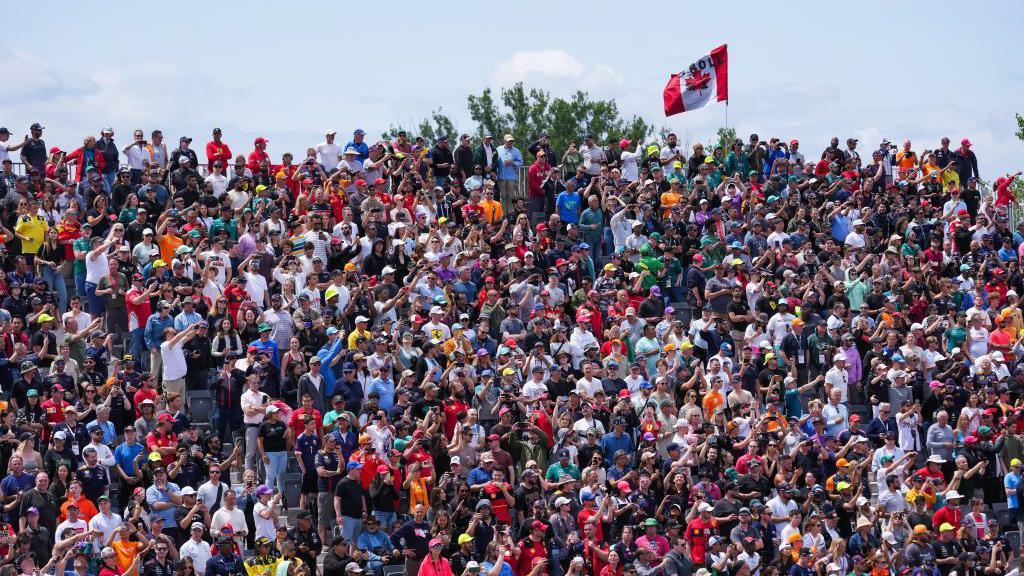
[
  {"xmin": 702, "ymin": 390, "xmax": 724, "ymax": 421},
  {"xmin": 158, "ymin": 233, "xmax": 183, "ymax": 265},
  {"xmin": 112, "ymin": 539, "xmax": 143, "ymax": 576},
  {"xmin": 660, "ymin": 191, "xmax": 681, "ymax": 218},
  {"xmin": 60, "ymin": 496, "xmax": 98, "ymax": 523}
]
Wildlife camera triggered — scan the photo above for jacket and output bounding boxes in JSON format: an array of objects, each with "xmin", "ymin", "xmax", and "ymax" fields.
[
  {"xmin": 64, "ymin": 146, "xmax": 106, "ymax": 181},
  {"xmin": 95, "ymin": 137, "xmax": 119, "ymax": 174},
  {"xmin": 473, "ymin": 144, "xmax": 499, "ymax": 173}
]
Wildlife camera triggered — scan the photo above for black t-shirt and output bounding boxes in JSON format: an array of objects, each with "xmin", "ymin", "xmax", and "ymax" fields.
[
  {"xmin": 333, "ymin": 476, "xmax": 363, "ymax": 518},
  {"xmin": 78, "ymin": 463, "xmax": 109, "ymax": 503},
  {"xmin": 727, "ymin": 299, "xmax": 751, "ymax": 331},
  {"xmin": 258, "ymin": 420, "xmax": 288, "ymax": 453},
  {"xmin": 22, "ymin": 139, "xmax": 47, "ymax": 172},
  {"xmin": 931, "ymin": 540, "xmax": 962, "ymax": 576}
]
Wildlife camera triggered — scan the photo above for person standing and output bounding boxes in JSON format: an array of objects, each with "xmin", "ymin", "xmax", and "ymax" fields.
[
  {"xmin": 96, "ymin": 127, "xmax": 119, "ymax": 189},
  {"xmin": 496, "ymin": 135, "xmax": 523, "ymax": 216},
  {"xmin": 257, "ymin": 405, "xmax": 288, "ymax": 498},
  {"xmin": 334, "ymin": 461, "xmax": 365, "ymax": 545}
]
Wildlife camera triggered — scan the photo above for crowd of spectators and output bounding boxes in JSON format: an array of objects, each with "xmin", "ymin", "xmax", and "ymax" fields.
[{"xmin": 0, "ymin": 121, "xmax": 1021, "ymax": 576}]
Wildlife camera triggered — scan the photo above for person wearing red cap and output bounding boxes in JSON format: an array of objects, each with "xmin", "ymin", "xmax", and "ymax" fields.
[
  {"xmin": 246, "ymin": 137, "xmax": 270, "ymax": 172},
  {"xmin": 526, "ymin": 150, "xmax": 552, "ymax": 219},
  {"xmin": 514, "ymin": 520, "xmax": 548, "ymax": 576},
  {"xmin": 417, "ymin": 538, "xmax": 453, "ymax": 576},
  {"xmin": 146, "ymin": 412, "xmax": 179, "ymax": 466},
  {"xmin": 953, "ymin": 138, "xmax": 979, "ymax": 190}
]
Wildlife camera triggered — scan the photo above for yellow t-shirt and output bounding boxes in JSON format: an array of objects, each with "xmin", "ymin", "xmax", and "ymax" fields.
[
  {"xmin": 347, "ymin": 328, "xmax": 371, "ymax": 349},
  {"xmin": 15, "ymin": 215, "xmax": 47, "ymax": 255},
  {"xmin": 942, "ymin": 170, "xmax": 961, "ymax": 193},
  {"xmin": 906, "ymin": 487, "xmax": 936, "ymax": 507}
]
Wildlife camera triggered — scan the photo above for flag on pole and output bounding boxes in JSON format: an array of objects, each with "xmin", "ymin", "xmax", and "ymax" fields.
[{"xmin": 663, "ymin": 44, "xmax": 729, "ymax": 116}]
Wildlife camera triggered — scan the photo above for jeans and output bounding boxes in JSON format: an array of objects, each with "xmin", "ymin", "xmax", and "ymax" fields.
[
  {"xmin": 129, "ymin": 328, "xmax": 146, "ymax": 370},
  {"xmin": 40, "ymin": 266, "xmax": 68, "ymax": 314},
  {"xmin": 265, "ymin": 451, "xmax": 288, "ymax": 497},
  {"xmin": 602, "ymin": 228, "xmax": 615, "ymax": 259},
  {"xmin": 372, "ymin": 510, "xmax": 397, "ymax": 532},
  {"xmin": 340, "ymin": 515, "xmax": 363, "ymax": 545},
  {"xmin": 103, "ymin": 172, "xmax": 117, "ymax": 190},
  {"xmin": 214, "ymin": 407, "xmax": 243, "ymax": 448},
  {"xmin": 244, "ymin": 426, "xmax": 261, "ymax": 474},
  {"xmin": 74, "ymin": 273, "xmax": 86, "ymax": 300},
  {"xmin": 85, "ymin": 281, "xmax": 105, "ymax": 316}
]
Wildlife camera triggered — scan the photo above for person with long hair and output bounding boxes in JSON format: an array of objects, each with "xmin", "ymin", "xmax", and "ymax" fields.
[{"xmin": 36, "ymin": 226, "xmax": 68, "ymax": 314}]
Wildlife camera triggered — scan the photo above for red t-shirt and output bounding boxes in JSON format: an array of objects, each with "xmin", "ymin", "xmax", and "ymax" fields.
[
  {"xmin": 146, "ymin": 431, "xmax": 178, "ymax": 466},
  {"xmin": 913, "ymin": 466, "xmax": 945, "ymax": 483},
  {"xmin": 134, "ymin": 388, "xmax": 158, "ymax": 417},
  {"xmin": 578, "ymin": 506, "xmax": 605, "ymax": 542},
  {"xmin": 406, "ymin": 447, "xmax": 434, "ymax": 478},
  {"xmin": 40, "ymin": 398, "xmax": 68, "ymax": 442},
  {"xmin": 482, "ymin": 482, "xmax": 513, "ymax": 523},
  {"xmin": 351, "ymin": 450, "xmax": 385, "ymax": 490},
  {"xmin": 516, "ymin": 537, "xmax": 547, "ymax": 576},
  {"xmin": 684, "ymin": 517, "xmax": 718, "ymax": 565},
  {"xmin": 126, "ymin": 287, "xmax": 152, "ymax": 332},
  {"xmin": 442, "ymin": 400, "xmax": 468, "ymax": 439},
  {"xmin": 289, "ymin": 408, "xmax": 323, "ymax": 439}
]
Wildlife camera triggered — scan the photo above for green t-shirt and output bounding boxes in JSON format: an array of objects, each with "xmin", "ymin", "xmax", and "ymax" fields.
[
  {"xmin": 544, "ymin": 461, "xmax": 580, "ymax": 482},
  {"xmin": 72, "ymin": 237, "xmax": 91, "ymax": 276}
]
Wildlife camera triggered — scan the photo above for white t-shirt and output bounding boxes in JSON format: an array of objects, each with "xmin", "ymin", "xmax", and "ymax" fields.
[
  {"xmin": 241, "ymin": 389, "xmax": 268, "ymax": 425},
  {"xmin": 89, "ymin": 511, "xmax": 122, "ymax": 550},
  {"xmin": 204, "ymin": 173, "xmax": 229, "ymax": 197},
  {"xmin": 211, "ymin": 506, "xmax": 248, "ymax": 550},
  {"xmin": 766, "ymin": 496, "xmax": 798, "ymax": 536},
  {"xmin": 243, "ymin": 271, "xmax": 269, "ymax": 305},
  {"xmin": 253, "ymin": 501, "xmax": 277, "ymax": 541},
  {"xmin": 85, "ymin": 249, "xmax": 109, "ymax": 284},
  {"xmin": 180, "ymin": 537, "xmax": 213, "ymax": 576},
  {"xmin": 316, "ymin": 142, "xmax": 342, "ymax": 169},
  {"xmin": 575, "ymin": 376, "xmax": 602, "ymax": 398},
  {"xmin": 56, "ymin": 518, "xmax": 88, "ymax": 539},
  {"xmin": 161, "ymin": 339, "xmax": 188, "ymax": 380}
]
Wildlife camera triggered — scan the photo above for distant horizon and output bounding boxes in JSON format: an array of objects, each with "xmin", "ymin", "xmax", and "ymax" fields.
[{"xmin": 2, "ymin": 2, "xmax": 1021, "ymax": 179}]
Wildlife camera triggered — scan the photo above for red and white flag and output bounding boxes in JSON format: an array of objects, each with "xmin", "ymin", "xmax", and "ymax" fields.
[{"xmin": 663, "ymin": 44, "xmax": 729, "ymax": 116}]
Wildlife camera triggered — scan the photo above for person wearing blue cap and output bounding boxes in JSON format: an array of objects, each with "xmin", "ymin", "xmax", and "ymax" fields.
[
  {"xmin": 316, "ymin": 326, "xmax": 347, "ymax": 398},
  {"xmin": 344, "ymin": 129, "xmax": 369, "ymax": 162},
  {"xmin": 335, "ymin": 459, "xmax": 365, "ymax": 544}
]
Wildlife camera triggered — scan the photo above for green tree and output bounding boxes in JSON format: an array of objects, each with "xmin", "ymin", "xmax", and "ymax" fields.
[
  {"xmin": 380, "ymin": 108, "xmax": 457, "ymax": 143},
  {"xmin": 716, "ymin": 126, "xmax": 737, "ymax": 151},
  {"xmin": 467, "ymin": 82, "xmax": 653, "ymax": 162},
  {"xmin": 1016, "ymin": 113, "xmax": 1024, "ymax": 142}
]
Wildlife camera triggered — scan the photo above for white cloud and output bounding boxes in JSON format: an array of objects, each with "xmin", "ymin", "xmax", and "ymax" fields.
[{"xmin": 489, "ymin": 50, "xmax": 625, "ymax": 95}]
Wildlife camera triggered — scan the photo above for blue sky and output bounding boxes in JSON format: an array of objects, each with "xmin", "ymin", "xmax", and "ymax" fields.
[{"xmin": 4, "ymin": 2, "xmax": 1022, "ymax": 177}]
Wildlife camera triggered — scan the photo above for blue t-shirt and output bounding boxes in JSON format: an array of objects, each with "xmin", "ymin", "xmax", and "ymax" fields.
[
  {"xmin": 114, "ymin": 442, "xmax": 145, "ymax": 476},
  {"xmin": 1005, "ymin": 472, "xmax": 1021, "ymax": 509},
  {"xmin": 556, "ymin": 191, "xmax": 581, "ymax": 224}
]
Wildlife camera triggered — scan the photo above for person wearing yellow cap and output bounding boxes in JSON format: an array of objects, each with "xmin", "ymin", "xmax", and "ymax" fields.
[{"xmin": 1006, "ymin": 458, "xmax": 1023, "ymax": 526}]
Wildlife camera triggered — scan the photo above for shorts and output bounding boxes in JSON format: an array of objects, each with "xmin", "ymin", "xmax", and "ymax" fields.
[
  {"xmin": 301, "ymin": 470, "xmax": 318, "ymax": 494},
  {"xmin": 318, "ymin": 492, "xmax": 335, "ymax": 529}
]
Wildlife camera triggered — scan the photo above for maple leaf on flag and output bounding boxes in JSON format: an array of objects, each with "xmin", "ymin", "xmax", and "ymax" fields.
[{"xmin": 685, "ymin": 69, "xmax": 711, "ymax": 91}]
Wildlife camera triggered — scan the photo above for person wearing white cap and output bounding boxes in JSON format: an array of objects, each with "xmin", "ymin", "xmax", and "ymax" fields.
[
  {"xmin": 180, "ymin": 521, "xmax": 212, "ymax": 576},
  {"xmin": 421, "ymin": 308, "xmax": 451, "ymax": 343},
  {"xmin": 316, "ymin": 130, "xmax": 342, "ymax": 169},
  {"xmin": 845, "ymin": 219, "xmax": 866, "ymax": 249}
]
